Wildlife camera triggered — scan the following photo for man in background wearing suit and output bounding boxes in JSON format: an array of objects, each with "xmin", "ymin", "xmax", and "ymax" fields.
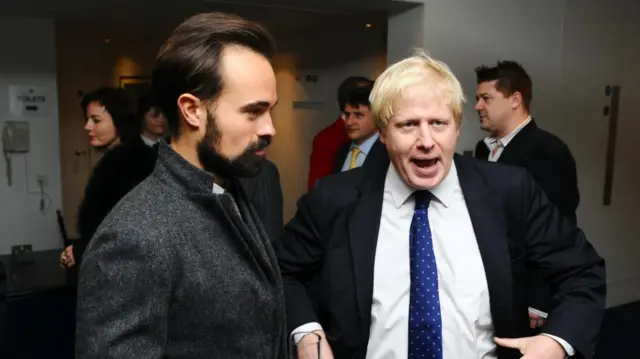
[
  {"xmin": 307, "ymin": 76, "xmax": 372, "ymax": 190},
  {"xmin": 473, "ymin": 61, "xmax": 580, "ymax": 326},
  {"xmin": 75, "ymin": 12, "xmax": 287, "ymax": 359},
  {"xmin": 333, "ymin": 82, "xmax": 388, "ymax": 173},
  {"xmin": 277, "ymin": 51, "xmax": 605, "ymax": 359}
]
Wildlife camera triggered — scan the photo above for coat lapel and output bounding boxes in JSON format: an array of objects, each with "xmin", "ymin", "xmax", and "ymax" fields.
[
  {"xmin": 231, "ymin": 179, "xmax": 283, "ymax": 287},
  {"xmin": 333, "ymin": 143, "xmax": 350, "ymax": 173},
  {"xmin": 497, "ymin": 120, "xmax": 537, "ymax": 165},
  {"xmin": 454, "ymin": 155, "xmax": 517, "ymax": 338},
  {"xmin": 190, "ymin": 190, "xmax": 275, "ymax": 285},
  {"xmin": 346, "ymin": 161, "xmax": 388, "ymax": 338}
]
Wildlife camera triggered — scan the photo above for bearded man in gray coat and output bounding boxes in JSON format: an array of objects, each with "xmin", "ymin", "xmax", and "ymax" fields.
[{"xmin": 75, "ymin": 12, "xmax": 287, "ymax": 359}]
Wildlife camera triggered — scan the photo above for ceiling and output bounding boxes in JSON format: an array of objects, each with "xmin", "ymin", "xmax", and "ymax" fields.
[{"xmin": 1, "ymin": 0, "xmax": 418, "ymax": 33}]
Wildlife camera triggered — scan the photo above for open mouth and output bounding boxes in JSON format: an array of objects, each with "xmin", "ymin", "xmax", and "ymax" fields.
[{"xmin": 412, "ymin": 158, "xmax": 438, "ymax": 168}]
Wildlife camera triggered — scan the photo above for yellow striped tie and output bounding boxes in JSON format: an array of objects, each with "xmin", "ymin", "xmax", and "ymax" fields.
[{"xmin": 349, "ymin": 147, "xmax": 361, "ymax": 169}]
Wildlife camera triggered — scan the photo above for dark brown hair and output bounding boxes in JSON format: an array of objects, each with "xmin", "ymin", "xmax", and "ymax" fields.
[
  {"xmin": 337, "ymin": 76, "xmax": 373, "ymax": 111},
  {"xmin": 80, "ymin": 87, "xmax": 138, "ymax": 144},
  {"xmin": 475, "ymin": 61, "xmax": 532, "ymax": 111},
  {"xmin": 344, "ymin": 83, "xmax": 374, "ymax": 109},
  {"xmin": 151, "ymin": 12, "xmax": 275, "ymax": 137}
]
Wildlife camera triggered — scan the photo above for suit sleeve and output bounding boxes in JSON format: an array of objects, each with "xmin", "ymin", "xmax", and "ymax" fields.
[
  {"xmin": 519, "ymin": 169, "xmax": 605, "ymax": 359},
  {"xmin": 275, "ymin": 186, "xmax": 325, "ymax": 332},
  {"xmin": 75, "ymin": 228, "xmax": 172, "ymax": 359}
]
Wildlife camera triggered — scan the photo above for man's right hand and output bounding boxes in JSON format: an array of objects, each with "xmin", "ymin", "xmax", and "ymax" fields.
[
  {"xmin": 297, "ymin": 330, "xmax": 334, "ymax": 359},
  {"xmin": 59, "ymin": 245, "xmax": 76, "ymax": 268}
]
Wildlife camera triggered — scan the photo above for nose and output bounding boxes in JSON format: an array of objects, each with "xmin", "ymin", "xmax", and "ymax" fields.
[
  {"xmin": 344, "ymin": 114, "xmax": 356, "ymax": 127},
  {"xmin": 417, "ymin": 123, "xmax": 436, "ymax": 150},
  {"xmin": 258, "ymin": 114, "xmax": 276, "ymax": 138},
  {"xmin": 84, "ymin": 120, "xmax": 92, "ymax": 131},
  {"xmin": 474, "ymin": 99, "xmax": 483, "ymax": 111}
]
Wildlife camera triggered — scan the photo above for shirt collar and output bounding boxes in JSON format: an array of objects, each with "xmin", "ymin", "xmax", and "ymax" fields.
[
  {"xmin": 212, "ymin": 183, "xmax": 225, "ymax": 194},
  {"xmin": 385, "ymin": 159, "xmax": 459, "ymax": 209},
  {"xmin": 140, "ymin": 134, "xmax": 159, "ymax": 147},
  {"xmin": 351, "ymin": 132, "xmax": 379, "ymax": 155},
  {"xmin": 483, "ymin": 115, "xmax": 532, "ymax": 148}
]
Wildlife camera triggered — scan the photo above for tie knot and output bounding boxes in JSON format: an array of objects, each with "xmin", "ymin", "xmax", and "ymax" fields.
[{"xmin": 413, "ymin": 190, "xmax": 431, "ymax": 209}]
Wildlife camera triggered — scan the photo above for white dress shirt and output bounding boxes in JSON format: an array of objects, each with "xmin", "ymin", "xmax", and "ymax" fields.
[
  {"xmin": 293, "ymin": 162, "xmax": 574, "ymax": 357},
  {"xmin": 366, "ymin": 162, "xmax": 495, "ymax": 358},
  {"xmin": 483, "ymin": 116, "xmax": 532, "ymax": 162}
]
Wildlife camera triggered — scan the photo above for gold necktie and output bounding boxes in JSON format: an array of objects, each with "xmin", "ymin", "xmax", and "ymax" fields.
[{"xmin": 349, "ymin": 147, "xmax": 361, "ymax": 169}]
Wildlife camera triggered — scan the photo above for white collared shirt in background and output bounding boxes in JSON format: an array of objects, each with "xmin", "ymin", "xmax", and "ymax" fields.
[{"xmin": 483, "ymin": 116, "xmax": 532, "ymax": 162}]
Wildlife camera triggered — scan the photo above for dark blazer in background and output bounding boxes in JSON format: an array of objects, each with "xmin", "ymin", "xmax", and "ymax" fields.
[
  {"xmin": 75, "ymin": 143, "xmax": 287, "ymax": 359},
  {"xmin": 474, "ymin": 119, "xmax": 580, "ymax": 313},
  {"xmin": 73, "ymin": 136, "xmax": 158, "ymax": 264},
  {"xmin": 276, "ymin": 156, "xmax": 605, "ymax": 359},
  {"xmin": 239, "ymin": 159, "xmax": 284, "ymax": 243},
  {"xmin": 332, "ymin": 138, "xmax": 389, "ymax": 174},
  {"xmin": 474, "ymin": 119, "xmax": 579, "ymax": 224}
]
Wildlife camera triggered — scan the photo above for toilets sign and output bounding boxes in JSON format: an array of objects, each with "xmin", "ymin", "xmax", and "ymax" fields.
[{"xmin": 9, "ymin": 85, "xmax": 52, "ymax": 117}]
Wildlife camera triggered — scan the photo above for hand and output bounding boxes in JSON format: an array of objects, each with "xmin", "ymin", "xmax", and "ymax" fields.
[
  {"xmin": 59, "ymin": 245, "xmax": 76, "ymax": 268},
  {"xmin": 529, "ymin": 312, "xmax": 546, "ymax": 329},
  {"xmin": 297, "ymin": 330, "xmax": 334, "ymax": 359},
  {"xmin": 495, "ymin": 335, "xmax": 566, "ymax": 359}
]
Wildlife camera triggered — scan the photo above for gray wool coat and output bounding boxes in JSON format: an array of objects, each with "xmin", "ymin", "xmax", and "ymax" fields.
[{"xmin": 75, "ymin": 142, "xmax": 288, "ymax": 359}]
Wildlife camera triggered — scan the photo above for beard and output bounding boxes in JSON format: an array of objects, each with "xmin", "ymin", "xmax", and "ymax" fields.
[{"xmin": 197, "ymin": 110, "xmax": 271, "ymax": 179}]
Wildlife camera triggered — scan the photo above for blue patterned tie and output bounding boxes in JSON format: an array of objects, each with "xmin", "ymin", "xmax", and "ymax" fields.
[{"xmin": 408, "ymin": 190, "xmax": 442, "ymax": 359}]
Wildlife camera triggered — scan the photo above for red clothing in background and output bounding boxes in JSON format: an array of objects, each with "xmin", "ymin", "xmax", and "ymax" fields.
[{"xmin": 307, "ymin": 117, "xmax": 349, "ymax": 190}]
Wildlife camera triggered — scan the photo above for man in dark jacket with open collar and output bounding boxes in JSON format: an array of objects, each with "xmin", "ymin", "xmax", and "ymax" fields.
[{"xmin": 75, "ymin": 12, "xmax": 287, "ymax": 359}]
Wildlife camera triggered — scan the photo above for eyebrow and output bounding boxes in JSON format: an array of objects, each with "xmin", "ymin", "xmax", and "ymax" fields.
[{"xmin": 240, "ymin": 101, "xmax": 275, "ymax": 112}]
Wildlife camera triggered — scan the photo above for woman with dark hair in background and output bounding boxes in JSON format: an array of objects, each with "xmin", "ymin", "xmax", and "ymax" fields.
[
  {"xmin": 82, "ymin": 87, "xmax": 138, "ymax": 149},
  {"xmin": 59, "ymin": 88, "xmax": 165, "ymax": 268}
]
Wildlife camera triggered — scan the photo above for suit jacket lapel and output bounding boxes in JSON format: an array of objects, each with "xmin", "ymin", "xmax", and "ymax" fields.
[
  {"xmin": 454, "ymin": 155, "xmax": 517, "ymax": 338},
  {"xmin": 346, "ymin": 161, "xmax": 388, "ymax": 338},
  {"xmin": 497, "ymin": 120, "xmax": 538, "ymax": 164},
  {"xmin": 475, "ymin": 142, "xmax": 489, "ymax": 160},
  {"xmin": 363, "ymin": 140, "xmax": 390, "ymax": 168},
  {"xmin": 334, "ymin": 143, "xmax": 350, "ymax": 173}
]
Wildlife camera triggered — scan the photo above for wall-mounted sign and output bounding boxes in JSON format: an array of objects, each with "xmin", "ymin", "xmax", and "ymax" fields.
[{"xmin": 9, "ymin": 85, "xmax": 52, "ymax": 117}]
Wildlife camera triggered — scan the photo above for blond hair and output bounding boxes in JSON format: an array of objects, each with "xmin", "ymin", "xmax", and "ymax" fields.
[{"xmin": 369, "ymin": 49, "xmax": 465, "ymax": 129}]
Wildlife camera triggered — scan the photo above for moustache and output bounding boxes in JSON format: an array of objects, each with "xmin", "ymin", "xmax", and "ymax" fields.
[{"xmin": 247, "ymin": 136, "xmax": 271, "ymax": 152}]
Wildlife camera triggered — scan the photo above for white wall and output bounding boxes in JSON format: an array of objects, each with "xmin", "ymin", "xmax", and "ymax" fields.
[
  {"xmin": 0, "ymin": 18, "xmax": 64, "ymax": 254},
  {"xmin": 388, "ymin": 0, "xmax": 640, "ymax": 307}
]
